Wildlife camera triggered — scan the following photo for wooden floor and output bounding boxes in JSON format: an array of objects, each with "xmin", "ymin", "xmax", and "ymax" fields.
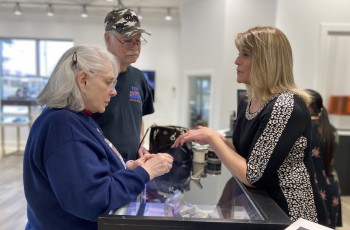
[
  {"xmin": 0, "ymin": 153, "xmax": 27, "ymax": 230},
  {"xmin": 0, "ymin": 153, "xmax": 349, "ymax": 230}
]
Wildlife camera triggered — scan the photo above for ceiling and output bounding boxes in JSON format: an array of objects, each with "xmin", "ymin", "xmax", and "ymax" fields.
[
  {"xmin": 0, "ymin": 0, "xmax": 181, "ymax": 8},
  {"xmin": 0, "ymin": 0, "xmax": 181, "ymax": 20}
]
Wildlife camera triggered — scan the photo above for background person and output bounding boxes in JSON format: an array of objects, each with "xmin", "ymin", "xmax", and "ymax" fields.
[
  {"xmin": 23, "ymin": 45, "xmax": 173, "ymax": 230},
  {"xmin": 306, "ymin": 89, "xmax": 342, "ymax": 229},
  {"xmin": 92, "ymin": 8, "xmax": 154, "ymax": 161},
  {"xmin": 173, "ymin": 26, "xmax": 328, "ymax": 225}
]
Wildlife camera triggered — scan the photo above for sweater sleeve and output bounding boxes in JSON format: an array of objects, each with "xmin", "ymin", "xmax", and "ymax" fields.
[{"xmin": 45, "ymin": 141, "xmax": 149, "ymax": 222}]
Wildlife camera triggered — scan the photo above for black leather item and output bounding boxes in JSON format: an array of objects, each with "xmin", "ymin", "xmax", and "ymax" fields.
[{"xmin": 149, "ymin": 125, "xmax": 192, "ymax": 164}]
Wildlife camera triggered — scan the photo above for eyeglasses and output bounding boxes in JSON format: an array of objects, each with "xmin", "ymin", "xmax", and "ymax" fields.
[
  {"xmin": 89, "ymin": 71, "xmax": 117, "ymax": 90},
  {"xmin": 110, "ymin": 32, "xmax": 147, "ymax": 48}
]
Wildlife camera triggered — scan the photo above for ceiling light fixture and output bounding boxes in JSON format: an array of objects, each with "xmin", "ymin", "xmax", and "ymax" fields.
[
  {"xmin": 47, "ymin": 4, "xmax": 54, "ymax": 17},
  {"xmin": 3, "ymin": 2, "xmax": 179, "ymax": 20},
  {"xmin": 165, "ymin": 8, "xmax": 172, "ymax": 21},
  {"xmin": 81, "ymin": 5, "xmax": 88, "ymax": 18},
  {"xmin": 14, "ymin": 2, "xmax": 22, "ymax": 16}
]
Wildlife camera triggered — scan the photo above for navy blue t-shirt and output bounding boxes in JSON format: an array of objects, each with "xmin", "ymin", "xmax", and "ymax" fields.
[{"xmin": 93, "ymin": 65, "xmax": 154, "ymax": 160}]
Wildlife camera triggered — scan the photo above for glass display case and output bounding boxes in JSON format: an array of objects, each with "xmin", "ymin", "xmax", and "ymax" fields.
[
  {"xmin": 0, "ymin": 76, "xmax": 47, "ymax": 101},
  {"xmin": 99, "ymin": 161, "xmax": 292, "ymax": 230},
  {"xmin": 0, "ymin": 76, "xmax": 45, "ymax": 155},
  {"xmin": 0, "ymin": 75, "xmax": 46, "ymax": 121}
]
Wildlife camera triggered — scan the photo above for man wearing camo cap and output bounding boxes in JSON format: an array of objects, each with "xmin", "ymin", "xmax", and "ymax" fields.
[{"xmin": 93, "ymin": 8, "xmax": 154, "ymax": 161}]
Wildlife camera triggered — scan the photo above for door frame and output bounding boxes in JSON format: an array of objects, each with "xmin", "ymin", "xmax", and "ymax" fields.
[{"xmin": 183, "ymin": 69, "xmax": 215, "ymax": 128}]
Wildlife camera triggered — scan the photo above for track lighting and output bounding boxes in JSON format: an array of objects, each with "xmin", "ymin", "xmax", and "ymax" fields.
[
  {"xmin": 80, "ymin": 5, "xmax": 88, "ymax": 18},
  {"xmin": 47, "ymin": 4, "xmax": 54, "ymax": 17},
  {"xmin": 5, "ymin": 2, "xmax": 178, "ymax": 20},
  {"xmin": 165, "ymin": 8, "xmax": 172, "ymax": 21},
  {"xmin": 14, "ymin": 2, "xmax": 22, "ymax": 16}
]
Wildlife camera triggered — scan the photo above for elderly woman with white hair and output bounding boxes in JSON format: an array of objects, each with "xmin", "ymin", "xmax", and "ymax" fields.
[{"xmin": 23, "ymin": 45, "xmax": 173, "ymax": 230}]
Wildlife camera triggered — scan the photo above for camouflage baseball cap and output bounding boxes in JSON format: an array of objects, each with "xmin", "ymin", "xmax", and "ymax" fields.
[{"xmin": 104, "ymin": 8, "xmax": 151, "ymax": 37}]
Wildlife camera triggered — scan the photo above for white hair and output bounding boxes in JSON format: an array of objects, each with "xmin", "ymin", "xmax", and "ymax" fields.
[{"xmin": 37, "ymin": 45, "xmax": 119, "ymax": 111}]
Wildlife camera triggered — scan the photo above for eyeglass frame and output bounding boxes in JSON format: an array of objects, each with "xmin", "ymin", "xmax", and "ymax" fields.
[
  {"xmin": 109, "ymin": 32, "xmax": 147, "ymax": 48},
  {"xmin": 88, "ymin": 71, "xmax": 117, "ymax": 90}
]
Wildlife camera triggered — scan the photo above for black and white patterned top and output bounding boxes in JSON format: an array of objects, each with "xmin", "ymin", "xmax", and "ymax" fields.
[{"xmin": 232, "ymin": 91, "xmax": 327, "ymax": 224}]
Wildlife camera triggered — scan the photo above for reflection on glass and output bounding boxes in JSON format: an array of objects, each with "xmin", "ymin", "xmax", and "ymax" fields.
[
  {"xmin": 217, "ymin": 177, "xmax": 264, "ymax": 220},
  {"xmin": 188, "ymin": 77, "xmax": 211, "ymax": 128}
]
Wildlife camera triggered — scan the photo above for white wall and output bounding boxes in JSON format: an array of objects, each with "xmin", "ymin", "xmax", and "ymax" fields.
[
  {"xmin": 275, "ymin": 0, "xmax": 350, "ymax": 89},
  {"xmin": 179, "ymin": 0, "xmax": 277, "ymax": 129},
  {"xmin": 134, "ymin": 24, "xmax": 180, "ymax": 129},
  {"xmin": 276, "ymin": 0, "xmax": 350, "ymax": 129},
  {"xmin": 178, "ymin": 0, "xmax": 350, "ymax": 130},
  {"xmin": 179, "ymin": 0, "xmax": 227, "ymax": 129}
]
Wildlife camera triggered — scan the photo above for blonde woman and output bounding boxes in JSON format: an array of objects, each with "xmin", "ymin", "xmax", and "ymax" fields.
[{"xmin": 173, "ymin": 27, "xmax": 327, "ymax": 225}]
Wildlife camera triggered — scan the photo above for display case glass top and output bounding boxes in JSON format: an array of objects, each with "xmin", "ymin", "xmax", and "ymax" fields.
[{"xmin": 99, "ymin": 161, "xmax": 292, "ymax": 230}]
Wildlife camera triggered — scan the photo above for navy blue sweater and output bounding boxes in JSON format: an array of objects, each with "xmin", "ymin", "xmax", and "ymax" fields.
[{"xmin": 23, "ymin": 108, "xmax": 150, "ymax": 230}]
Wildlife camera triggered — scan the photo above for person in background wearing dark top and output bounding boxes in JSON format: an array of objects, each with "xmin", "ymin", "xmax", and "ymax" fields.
[
  {"xmin": 23, "ymin": 45, "xmax": 173, "ymax": 230},
  {"xmin": 92, "ymin": 8, "xmax": 154, "ymax": 161},
  {"xmin": 173, "ymin": 26, "xmax": 328, "ymax": 225},
  {"xmin": 306, "ymin": 89, "xmax": 342, "ymax": 229}
]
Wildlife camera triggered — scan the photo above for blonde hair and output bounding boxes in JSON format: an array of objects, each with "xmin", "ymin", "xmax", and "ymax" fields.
[
  {"xmin": 235, "ymin": 26, "xmax": 310, "ymax": 105},
  {"xmin": 37, "ymin": 45, "xmax": 119, "ymax": 111}
]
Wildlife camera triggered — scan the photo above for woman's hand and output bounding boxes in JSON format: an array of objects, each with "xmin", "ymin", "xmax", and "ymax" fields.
[
  {"xmin": 138, "ymin": 146, "xmax": 150, "ymax": 158},
  {"xmin": 141, "ymin": 153, "xmax": 173, "ymax": 180},
  {"xmin": 126, "ymin": 153, "xmax": 155, "ymax": 170},
  {"xmin": 172, "ymin": 126, "xmax": 219, "ymax": 147}
]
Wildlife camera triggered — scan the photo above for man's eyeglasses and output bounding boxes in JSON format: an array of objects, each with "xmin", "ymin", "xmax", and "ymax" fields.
[
  {"xmin": 110, "ymin": 32, "xmax": 147, "ymax": 48},
  {"xmin": 89, "ymin": 71, "xmax": 117, "ymax": 90}
]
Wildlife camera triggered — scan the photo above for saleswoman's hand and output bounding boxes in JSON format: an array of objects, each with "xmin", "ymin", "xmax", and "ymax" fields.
[{"xmin": 172, "ymin": 126, "xmax": 218, "ymax": 147}]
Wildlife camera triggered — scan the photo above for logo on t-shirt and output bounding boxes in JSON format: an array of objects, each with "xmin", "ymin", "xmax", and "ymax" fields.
[{"xmin": 130, "ymin": 86, "xmax": 142, "ymax": 103}]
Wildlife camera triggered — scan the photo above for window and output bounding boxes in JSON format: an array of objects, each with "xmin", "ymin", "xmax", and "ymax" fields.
[
  {"xmin": 0, "ymin": 38, "xmax": 73, "ymax": 101},
  {"xmin": 39, "ymin": 40, "xmax": 73, "ymax": 77},
  {"xmin": 1, "ymin": 39, "xmax": 36, "ymax": 77}
]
